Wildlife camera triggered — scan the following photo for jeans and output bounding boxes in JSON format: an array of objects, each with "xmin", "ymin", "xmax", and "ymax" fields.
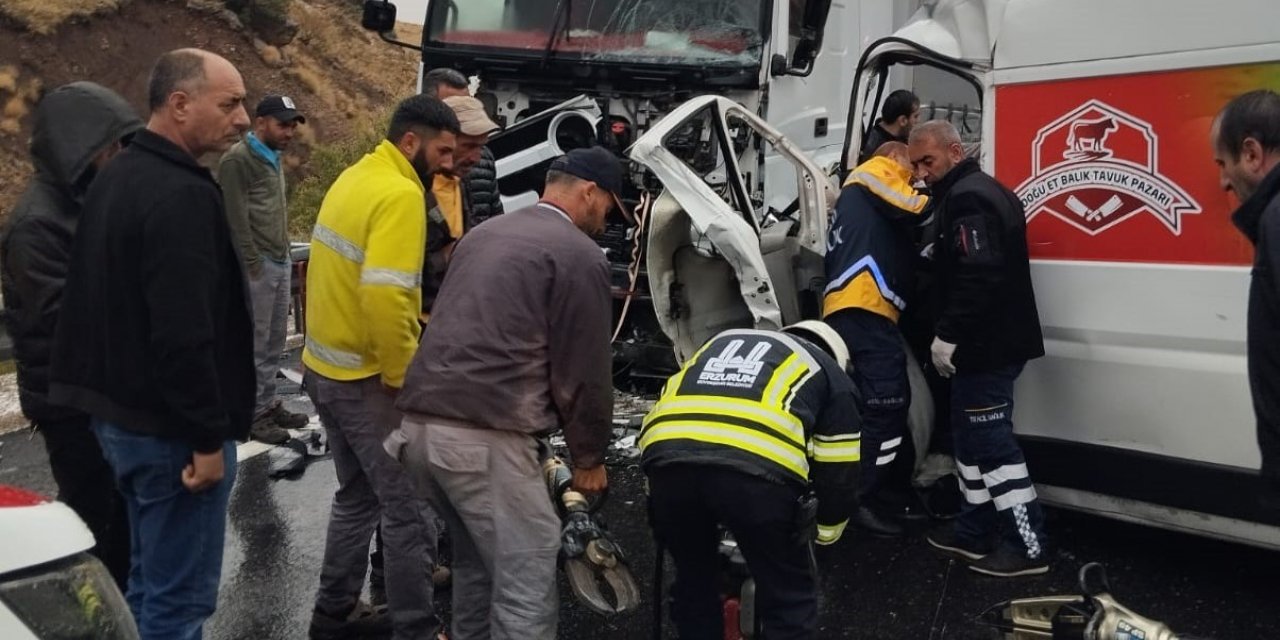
[
  {"xmin": 828, "ymin": 309, "xmax": 915, "ymax": 510},
  {"xmin": 92, "ymin": 420, "xmax": 236, "ymax": 640},
  {"xmin": 950, "ymin": 363, "xmax": 1047, "ymax": 558},
  {"xmin": 648, "ymin": 464, "xmax": 816, "ymax": 640},
  {"xmin": 39, "ymin": 415, "xmax": 131, "ymax": 591},
  {"xmin": 249, "ymin": 258, "xmax": 291, "ymax": 418}
]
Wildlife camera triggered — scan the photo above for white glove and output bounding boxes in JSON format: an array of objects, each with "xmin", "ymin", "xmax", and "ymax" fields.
[{"xmin": 931, "ymin": 337, "xmax": 957, "ymax": 378}]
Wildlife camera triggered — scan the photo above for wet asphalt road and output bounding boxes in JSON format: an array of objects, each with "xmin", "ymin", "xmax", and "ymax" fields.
[{"xmin": 2, "ymin": 394, "xmax": 1279, "ymax": 639}]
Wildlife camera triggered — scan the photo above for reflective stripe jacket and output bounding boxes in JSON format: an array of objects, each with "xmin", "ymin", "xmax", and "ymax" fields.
[
  {"xmin": 822, "ymin": 156, "xmax": 929, "ymax": 323},
  {"xmin": 639, "ymin": 329, "xmax": 862, "ymax": 539},
  {"xmin": 302, "ymin": 140, "xmax": 426, "ymax": 388}
]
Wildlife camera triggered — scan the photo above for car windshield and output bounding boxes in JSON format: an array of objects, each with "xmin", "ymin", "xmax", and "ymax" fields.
[{"xmin": 425, "ymin": 0, "xmax": 767, "ymax": 67}]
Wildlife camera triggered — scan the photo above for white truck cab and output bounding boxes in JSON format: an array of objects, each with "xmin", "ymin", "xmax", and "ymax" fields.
[{"xmin": 361, "ymin": 0, "xmax": 904, "ymax": 380}]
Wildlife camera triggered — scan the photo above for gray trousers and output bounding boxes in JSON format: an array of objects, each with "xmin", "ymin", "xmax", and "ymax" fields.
[
  {"xmin": 391, "ymin": 415, "xmax": 560, "ymax": 640},
  {"xmin": 307, "ymin": 374, "xmax": 438, "ymax": 639},
  {"xmin": 249, "ymin": 258, "xmax": 291, "ymax": 418}
]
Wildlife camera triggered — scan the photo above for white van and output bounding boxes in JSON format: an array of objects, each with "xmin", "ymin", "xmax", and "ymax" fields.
[{"xmin": 635, "ymin": 0, "xmax": 1280, "ymax": 549}]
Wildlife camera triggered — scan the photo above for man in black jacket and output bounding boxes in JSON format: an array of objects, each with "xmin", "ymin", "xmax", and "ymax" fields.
[
  {"xmin": 908, "ymin": 120, "xmax": 1049, "ymax": 577},
  {"xmin": 859, "ymin": 89, "xmax": 920, "ymax": 164},
  {"xmin": 49, "ymin": 49, "xmax": 254, "ymax": 639},
  {"xmin": 0, "ymin": 81, "xmax": 141, "ymax": 590},
  {"xmin": 1212, "ymin": 90, "xmax": 1280, "ymax": 519}
]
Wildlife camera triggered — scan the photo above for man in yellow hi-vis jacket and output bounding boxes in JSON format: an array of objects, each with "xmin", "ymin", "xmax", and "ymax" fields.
[
  {"xmin": 302, "ymin": 94, "xmax": 459, "ymax": 640},
  {"xmin": 640, "ymin": 321, "xmax": 861, "ymax": 640}
]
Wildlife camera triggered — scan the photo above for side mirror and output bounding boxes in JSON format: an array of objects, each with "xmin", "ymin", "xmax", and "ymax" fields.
[
  {"xmin": 361, "ymin": 0, "xmax": 397, "ymax": 33},
  {"xmin": 786, "ymin": 0, "xmax": 832, "ymax": 77}
]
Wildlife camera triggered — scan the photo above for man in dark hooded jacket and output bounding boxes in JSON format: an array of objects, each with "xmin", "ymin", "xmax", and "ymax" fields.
[
  {"xmin": 0, "ymin": 81, "xmax": 142, "ymax": 589},
  {"xmin": 1213, "ymin": 89, "xmax": 1280, "ymax": 518}
]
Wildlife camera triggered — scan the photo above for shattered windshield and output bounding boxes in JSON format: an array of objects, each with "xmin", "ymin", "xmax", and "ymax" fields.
[{"xmin": 426, "ymin": 0, "xmax": 766, "ymax": 67}]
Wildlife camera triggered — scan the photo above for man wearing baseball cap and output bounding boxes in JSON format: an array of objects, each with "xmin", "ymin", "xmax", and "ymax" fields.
[
  {"xmin": 390, "ymin": 147, "xmax": 623, "ymax": 637},
  {"xmin": 218, "ymin": 94, "xmax": 308, "ymax": 444},
  {"xmin": 421, "ymin": 95, "xmax": 503, "ymax": 318}
]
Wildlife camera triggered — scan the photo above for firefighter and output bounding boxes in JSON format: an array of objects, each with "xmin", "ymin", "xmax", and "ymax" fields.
[
  {"xmin": 641, "ymin": 322, "xmax": 861, "ymax": 640},
  {"xmin": 823, "ymin": 141, "xmax": 930, "ymax": 537}
]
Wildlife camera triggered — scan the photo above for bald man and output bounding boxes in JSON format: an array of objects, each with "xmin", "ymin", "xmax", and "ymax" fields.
[
  {"xmin": 50, "ymin": 48, "xmax": 254, "ymax": 639},
  {"xmin": 907, "ymin": 121, "xmax": 1048, "ymax": 577}
]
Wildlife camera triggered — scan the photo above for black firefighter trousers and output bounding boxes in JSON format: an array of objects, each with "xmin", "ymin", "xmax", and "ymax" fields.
[{"xmin": 647, "ymin": 464, "xmax": 816, "ymax": 640}]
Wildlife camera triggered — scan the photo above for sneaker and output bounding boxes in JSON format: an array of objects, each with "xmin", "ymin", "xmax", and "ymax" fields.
[
  {"xmin": 852, "ymin": 505, "xmax": 905, "ymax": 537},
  {"xmin": 249, "ymin": 416, "xmax": 291, "ymax": 445},
  {"xmin": 309, "ymin": 605, "xmax": 391, "ymax": 639},
  {"xmin": 926, "ymin": 525, "xmax": 992, "ymax": 562},
  {"xmin": 269, "ymin": 404, "xmax": 311, "ymax": 429},
  {"xmin": 968, "ymin": 544, "xmax": 1050, "ymax": 577}
]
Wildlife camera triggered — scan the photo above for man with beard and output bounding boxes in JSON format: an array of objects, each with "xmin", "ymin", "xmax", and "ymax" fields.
[
  {"xmin": 302, "ymin": 94, "xmax": 459, "ymax": 640},
  {"xmin": 218, "ymin": 95, "xmax": 310, "ymax": 444},
  {"xmin": 859, "ymin": 90, "xmax": 920, "ymax": 163}
]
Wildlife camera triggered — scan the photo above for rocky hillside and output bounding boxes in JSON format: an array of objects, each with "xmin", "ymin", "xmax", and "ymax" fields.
[{"xmin": 0, "ymin": 0, "xmax": 424, "ymax": 220}]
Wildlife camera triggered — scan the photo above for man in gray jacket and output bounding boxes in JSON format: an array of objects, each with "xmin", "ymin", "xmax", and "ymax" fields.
[
  {"xmin": 390, "ymin": 147, "xmax": 619, "ymax": 639},
  {"xmin": 218, "ymin": 95, "xmax": 309, "ymax": 444}
]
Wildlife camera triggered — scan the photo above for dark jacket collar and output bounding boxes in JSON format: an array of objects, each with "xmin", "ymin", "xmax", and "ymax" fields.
[
  {"xmin": 874, "ymin": 121, "xmax": 907, "ymax": 144},
  {"xmin": 932, "ymin": 157, "xmax": 982, "ymax": 198},
  {"xmin": 1232, "ymin": 162, "xmax": 1280, "ymax": 245},
  {"xmin": 131, "ymin": 129, "xmax": 217, "ymax": 182}
]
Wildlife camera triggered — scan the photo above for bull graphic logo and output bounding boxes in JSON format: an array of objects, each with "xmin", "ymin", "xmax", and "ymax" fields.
[
  {"xmin": 1015, "ymin": 100, "xmax": 1201, "ymax": 236},
  {"xmin": 1064, "ymin": 117, "xmax": 1117, "ymax": 160}
]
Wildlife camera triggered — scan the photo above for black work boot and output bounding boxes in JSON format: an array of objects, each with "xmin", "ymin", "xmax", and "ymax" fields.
[
  {"xmin": 270, "ymin": 403, "xmax": 311, "ymax": 429},
  {"xmin": 249, "ymin": 415, "xmax": 291, "ymax": 445},
  {"xmin": 308, "ymin": 604, "xmax": 391, "ymax": 640},
  {"xmin": 852, "ymin": 505, "xmax": 905, "ymax": 537}
]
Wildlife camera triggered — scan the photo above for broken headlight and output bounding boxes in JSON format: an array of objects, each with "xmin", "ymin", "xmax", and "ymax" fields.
[{"xmin": 0, "ymin": 552, "xmax": 137, "ymax": 639}]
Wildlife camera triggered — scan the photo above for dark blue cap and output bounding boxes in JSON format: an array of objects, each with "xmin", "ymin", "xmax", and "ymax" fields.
[{"xmin": 549, "ymin": 147, "xmax": 624, "ymax": 200}]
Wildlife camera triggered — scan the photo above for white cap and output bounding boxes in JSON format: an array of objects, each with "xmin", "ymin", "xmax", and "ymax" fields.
[{"xmin": 783, "ymin": 320, "xmax": 850, "ymax": 370}]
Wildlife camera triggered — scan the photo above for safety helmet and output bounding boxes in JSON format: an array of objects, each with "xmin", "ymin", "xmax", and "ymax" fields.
[{"xmin": 782, "ymin": 320, "xmax": 849, "ymax": 370}]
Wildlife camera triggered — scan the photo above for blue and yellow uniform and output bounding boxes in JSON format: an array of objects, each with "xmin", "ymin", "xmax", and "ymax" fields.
[{"xmin": 822, "ymin": 154, "xmax": 929, "ymax": 532}]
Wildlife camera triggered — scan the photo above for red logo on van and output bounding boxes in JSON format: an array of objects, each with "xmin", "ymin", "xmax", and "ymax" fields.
[{"xmin": 1014, "ymin": 100, "xmax": 1201, "ymax": 236}]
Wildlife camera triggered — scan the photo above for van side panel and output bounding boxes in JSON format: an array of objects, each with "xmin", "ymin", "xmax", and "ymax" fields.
[
  {"xmin": 997, "ymin": 63, "xmax": 1272, "ymax": 265},
  {"xmin": 989, "ymin": 62, "xmax": 1279, "ymax": 517}
]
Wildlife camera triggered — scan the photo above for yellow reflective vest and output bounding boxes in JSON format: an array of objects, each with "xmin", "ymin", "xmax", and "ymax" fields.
[
  {"xmin": 302, "ymin": 140, "xmax": 426, "ymax": 388},
  {"xmin": 639, "ymin": 329, "xmax": 862, "ymax": 543}
]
